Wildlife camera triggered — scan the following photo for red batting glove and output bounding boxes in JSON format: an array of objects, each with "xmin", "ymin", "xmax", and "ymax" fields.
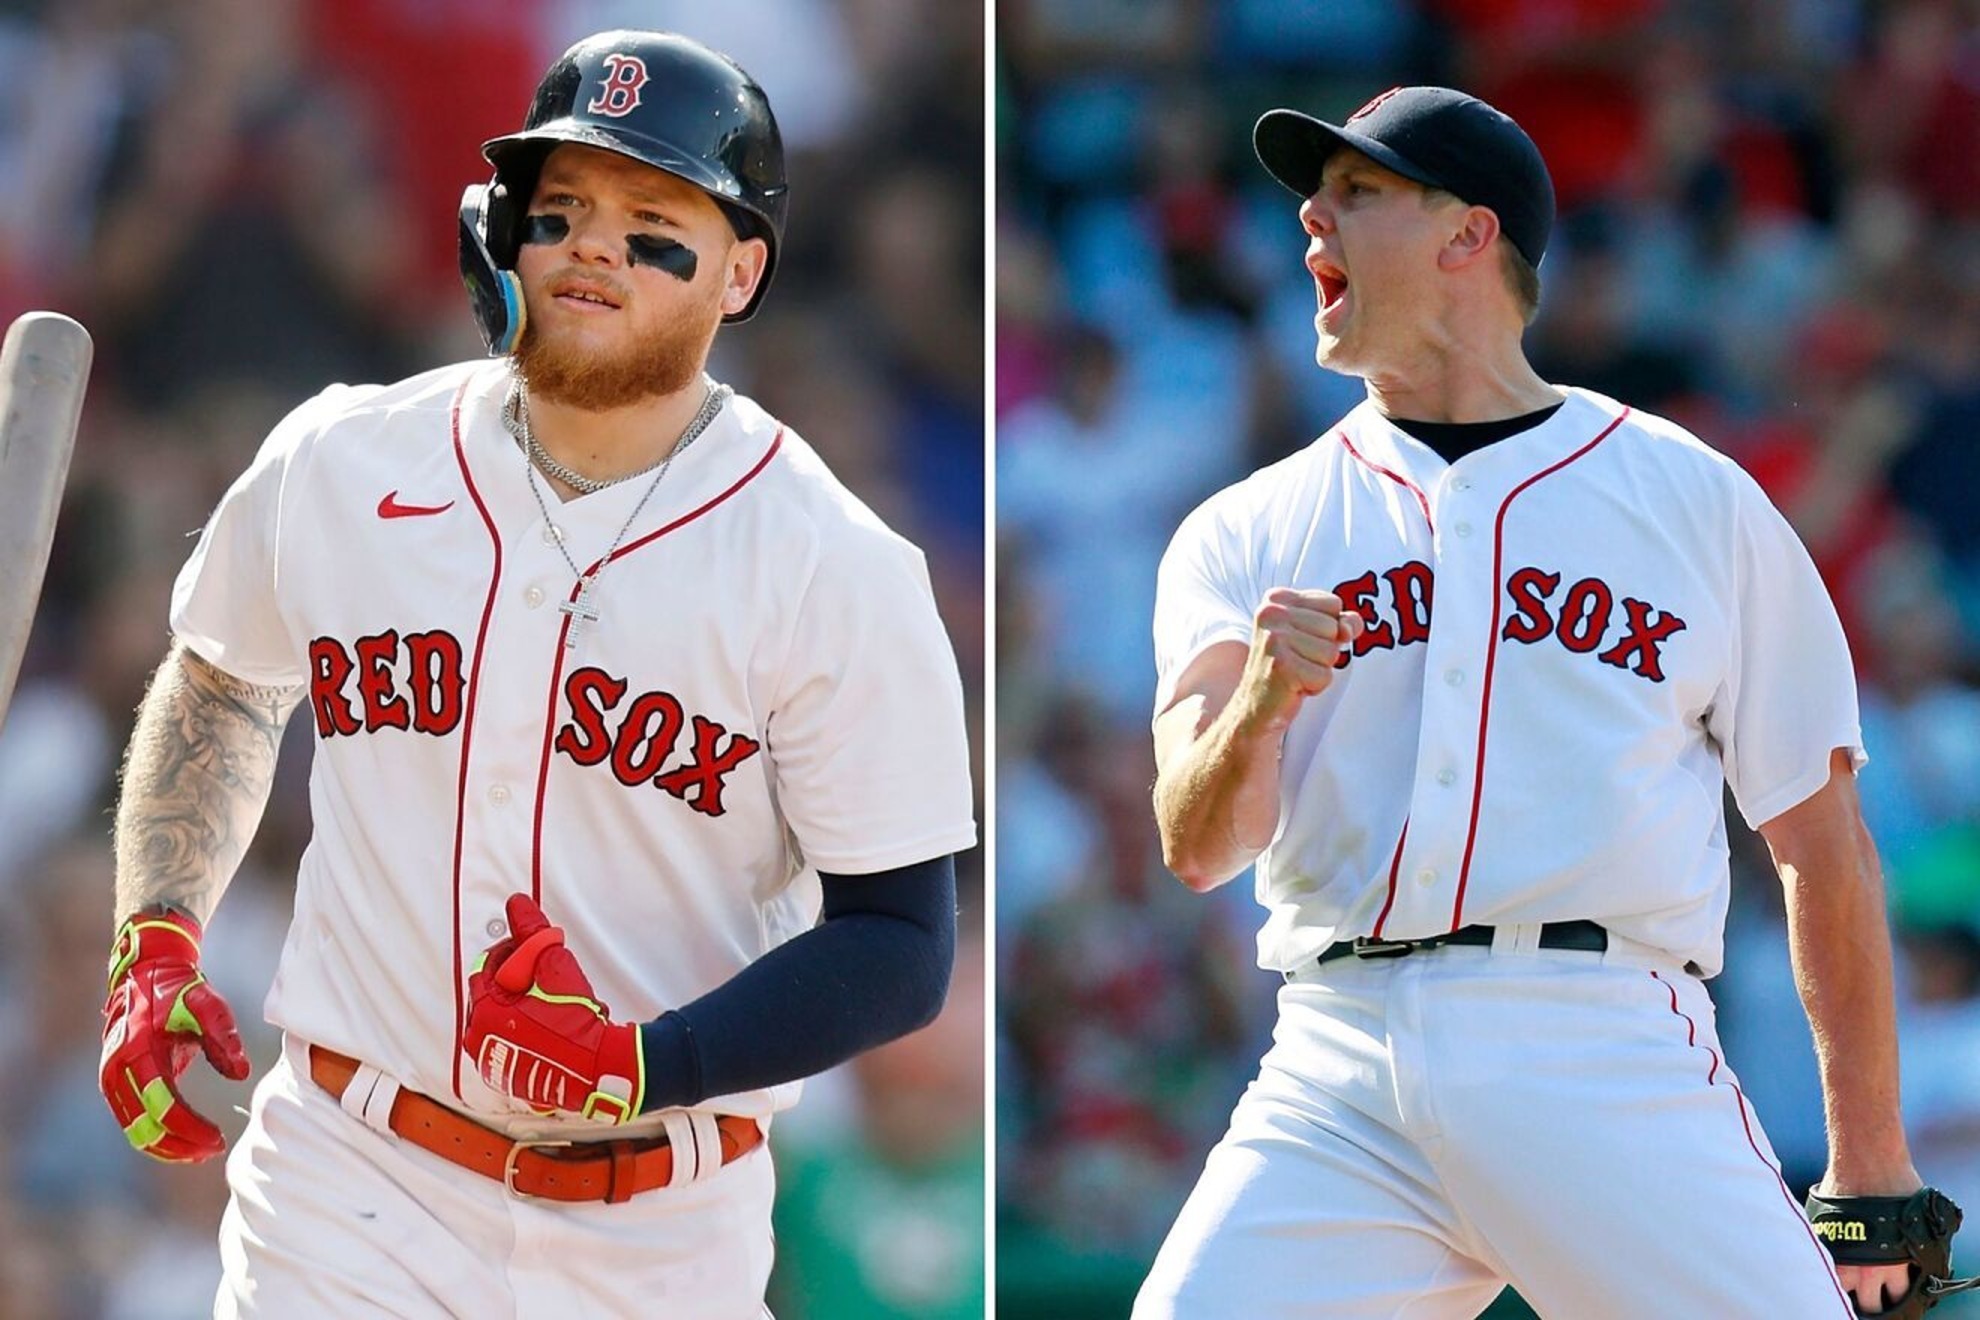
[
  {"xmin": 464, "ymin": 893, "xmax": 645, "ymax": 1125},
  {"xmin": 99, "ymin": 907, "xmax": 250, "ymax": 1162}
]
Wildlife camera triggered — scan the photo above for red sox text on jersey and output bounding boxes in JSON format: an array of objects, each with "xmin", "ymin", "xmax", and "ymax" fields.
[
  {"xmin": 308, "ymin": 630, "xmax": 761, "ymax": 816},
  {"xmin": 1327, "ymin": 560, "xmax": 1688, "ymax": 682}
]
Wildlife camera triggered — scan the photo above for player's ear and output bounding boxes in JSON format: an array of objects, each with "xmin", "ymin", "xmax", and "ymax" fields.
[
  {"xmin": 1437, "ymin": 205, "xmax": 1501, "ymax": 273},
  {"xmin": 718, "ymin": 237, "xmax": 770, "ymax": 319}
]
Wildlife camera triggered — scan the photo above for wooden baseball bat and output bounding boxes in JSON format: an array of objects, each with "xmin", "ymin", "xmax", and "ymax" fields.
[{"xmin": 0, "ymin": 311, "xmax": 93, "ymax": 730}]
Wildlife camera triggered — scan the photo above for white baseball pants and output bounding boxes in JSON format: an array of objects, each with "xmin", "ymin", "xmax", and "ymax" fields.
[
  {"xmin": 1134, "ymin": 930, "xmax": 1857, "ymax": 1319},
  {"xmin": 215, "ymin": 1039, "xmax": 775, "ymax": 1318}
]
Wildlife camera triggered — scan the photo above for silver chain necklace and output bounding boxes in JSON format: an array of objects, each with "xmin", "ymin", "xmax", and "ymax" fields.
[
  {"xmin": 506, "ymin": 375, "xmax": 732, "ymax": 647},
  {"xmin": 505, "ymin": 375, "xmax": 730, "ymax": 496}
]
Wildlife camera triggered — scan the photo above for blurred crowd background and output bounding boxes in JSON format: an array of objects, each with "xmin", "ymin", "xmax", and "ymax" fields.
[
  {"xmin": 997, "ymin": 0, "xmax": 1980, "ymax": 1314},
  {"xmin": 0, "ymin": 0, "xmax": 983, "ymax": 1317}
]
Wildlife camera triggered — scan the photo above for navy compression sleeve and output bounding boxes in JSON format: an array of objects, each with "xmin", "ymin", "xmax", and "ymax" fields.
[{"xmin": 635, "ymin": 853, "xmax": 958, "ymax": 1111}]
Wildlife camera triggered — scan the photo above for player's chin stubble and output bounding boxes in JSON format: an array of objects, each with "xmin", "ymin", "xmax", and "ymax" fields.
[{"xmin": 513, "ymin": 298, "xmax": 720, "ymax": 412}]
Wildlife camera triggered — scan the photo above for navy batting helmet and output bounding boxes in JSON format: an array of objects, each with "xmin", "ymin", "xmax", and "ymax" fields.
[{"xmin": 459, "ymin": 30, "xmax": 788, "ymax": 353}]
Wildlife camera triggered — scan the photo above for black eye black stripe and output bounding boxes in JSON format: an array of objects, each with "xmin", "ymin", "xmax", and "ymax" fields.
[
  {"xmin": 626, "ymin": 234, "xmax": 697, "ymax": 281},
  {"xmin": 520, "ymin": 215, "xmax": 697, "ymax": 282},
  {"xmin": 521, "ymin": 214, "xmax": 568, "ymax": 245}
]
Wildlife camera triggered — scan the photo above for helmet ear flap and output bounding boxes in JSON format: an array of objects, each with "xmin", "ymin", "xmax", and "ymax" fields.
[
  {"xmin": 458, "ymin": 182, "xmax": 527, "ymax": 356},
  {"xmin": 482, "ymin": 175, "xmax": 527, "ymax": 267}
]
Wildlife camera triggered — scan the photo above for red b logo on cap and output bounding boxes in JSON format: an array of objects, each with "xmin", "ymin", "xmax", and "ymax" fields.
[
  {"xmin": 1349, "ymin": 87, "xmax": 1402, "ymax": 122},
  {"xmin": 587, "ymin": 54, "xmax": 649, "ymax": 118}
]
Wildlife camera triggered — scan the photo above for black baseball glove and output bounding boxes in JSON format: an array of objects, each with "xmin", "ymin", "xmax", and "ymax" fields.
[{"xmin": 1805, "ymin": 1187, "xmax": 1980, "ymax": 1319}]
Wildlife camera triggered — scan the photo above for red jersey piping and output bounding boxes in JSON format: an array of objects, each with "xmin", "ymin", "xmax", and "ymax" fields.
[
  {"xmin": 528, "ymin": 429, "xmax": 788, "ymax": 899},
  {"xmin": 1370, "ymin": 817, "xmax": 1411, "ymax": 939},
  {"xmin": 1449, "ymin": 409, "xmax": 1629, "ymax": 930},
  {"xmin": 448, "ymin": 377, "xmax": 505, "ymax": 1102},
  {"xmin": 1338, "ymin": 426, "xmax": 1432, "ymax": 938},
  {"xmin": 1651, "ymin": 972, "xmax": 1856, "ymax": 1315},
  {"xmin": 1339, "ymin": 429, "xmax": 1436, "ymax": 533}
]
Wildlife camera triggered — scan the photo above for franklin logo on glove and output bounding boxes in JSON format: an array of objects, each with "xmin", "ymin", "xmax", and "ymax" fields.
[{"xmin": 465, "ymin": 893, "xmax": 646, "ymax": 1125}]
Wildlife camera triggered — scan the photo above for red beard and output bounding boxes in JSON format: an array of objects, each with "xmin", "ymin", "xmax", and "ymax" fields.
[{"xmin": 513, "ymin": 285, "xmax": 721, "ymax": 410}]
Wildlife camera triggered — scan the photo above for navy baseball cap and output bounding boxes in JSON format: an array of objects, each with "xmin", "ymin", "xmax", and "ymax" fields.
[{"xmin": 1254, "ymin": 86, "xmax": 1556, "ymax": 267}]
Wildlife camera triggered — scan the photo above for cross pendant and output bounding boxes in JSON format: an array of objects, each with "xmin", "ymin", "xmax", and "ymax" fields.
[{"xmin": 559, "ymin": 582, "xmax": 601, "ymax": 648}]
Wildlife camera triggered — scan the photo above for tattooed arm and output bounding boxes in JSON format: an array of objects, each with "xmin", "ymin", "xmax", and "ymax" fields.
[
  {"xmin": 113, "ymin": 641, "xmax": 305, "ymax": 923},
  {"xmin": 99, "ymin": 641, "xmax": 286, "ymax": 1161}
]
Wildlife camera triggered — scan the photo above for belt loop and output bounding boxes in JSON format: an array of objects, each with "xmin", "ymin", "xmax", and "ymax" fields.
[
  {"xmin": 604, "ymin": 1140, "xmax": 637, "ymax": 1205},
  {"xmin": 688, "ymin": 1112, "xmax": 722, "ymax": 1182},
  {"xmin": 335, "ymin": 1062, "xmax": 375, "ymax": 1123},
  {"xmin": 660, "ymin": 1111, "xmax": 698, "ymax": 1188},
  {"xmin": 1500, "ymin": 922, "xmax": 1544, "ymax": 956},
  {"xmin": 337, "ymin": 1061, "xmax": 401, "ymax": 1138}
]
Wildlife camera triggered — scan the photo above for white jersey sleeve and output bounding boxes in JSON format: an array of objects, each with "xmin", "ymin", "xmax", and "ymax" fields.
[
  {"xmin": 1711, "ymin": 469, "xmax": 1865, "ymax": 828},
  {"xmin": 767, "ymin": 518, "xmax": 976, "ymax": 875},
  {"xmin": 169, "ymin": 384, "xmax": 381, "ymax": 687},
  {"xmin": 1152, "ymin": 492, "xmax": 1262, "ymax": 713}
]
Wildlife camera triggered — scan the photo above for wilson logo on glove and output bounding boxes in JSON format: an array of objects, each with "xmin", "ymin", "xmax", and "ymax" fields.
[{"xmin": 1806, "ymin": 1188, "xmax": 1980, "ymax": 1318}]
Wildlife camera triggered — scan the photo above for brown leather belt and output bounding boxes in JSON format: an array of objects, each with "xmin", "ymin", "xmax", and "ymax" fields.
[{"xmin": 308, "ymin": 1045, "xmax": 763, "ymax": 1205}]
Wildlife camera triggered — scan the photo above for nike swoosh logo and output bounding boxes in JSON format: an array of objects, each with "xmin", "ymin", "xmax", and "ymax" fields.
[{"xmin": 378, "ymin": 491, "xmax": 456, "ymax": 519}]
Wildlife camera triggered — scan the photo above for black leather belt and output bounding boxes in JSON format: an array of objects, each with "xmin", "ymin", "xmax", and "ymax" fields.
[{"xmin": 1303, "ymin": 920, "xmax": 1609, "ymax": 973}]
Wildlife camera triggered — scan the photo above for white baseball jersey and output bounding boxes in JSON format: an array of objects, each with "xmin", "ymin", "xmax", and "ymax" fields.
[
  {"xmin": 1153, "ymin": 386, "xmax": 1860, "ymax": 977},
  {"xmin": 171, "ymin": 358, "xmax": 976, "ymax": 1134}
]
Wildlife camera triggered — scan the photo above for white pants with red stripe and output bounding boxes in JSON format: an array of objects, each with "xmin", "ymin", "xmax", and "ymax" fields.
[
  {"xmin": 1134, "ymin": 930, "xmax": 1856, "ymax": 1319},
  {"xmin": 214, "ymin": 1040, "xmax": 776, "ymax": 1319}
]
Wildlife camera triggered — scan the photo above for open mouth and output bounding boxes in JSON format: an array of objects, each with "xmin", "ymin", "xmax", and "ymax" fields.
[
  {"xmin": 1311, "ymin": 261, "xmax": 1349, "ymax": 312},
  {"xmin": 551, "ymin": 281, "xmax": 624, "ymax": 311}
]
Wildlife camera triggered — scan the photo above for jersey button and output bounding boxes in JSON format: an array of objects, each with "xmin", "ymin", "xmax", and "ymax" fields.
[
  {"xmin": 1436, "ymin": 768, "xmax": 1456, "ymax": 787},
  {"xmin": 524, "ymin": 586, "xmax": 546, "ymax": 609},
  {"xmin": 488, "ymin": 784, "xmax": 511, "ymax": 806},
  {"xmin": 1415, "ymin": 868, "xmax": 1438, "ymax": 887},
  {"xmin": 1454, "ymin": 521, "xmax": 1473, "ymax": 537},
  {"xmin": 1444, "ymin": 668, "xmax": 1464, "ymax": 686},
  {"xmin": 1452, "ymin": 477, "xmax": 1472, "ymax": 492},
  {"xmin": 485, "ymin": 919, "xmax": 507, "ymax": 938}
]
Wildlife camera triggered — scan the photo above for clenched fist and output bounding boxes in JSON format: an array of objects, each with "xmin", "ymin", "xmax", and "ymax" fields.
[{"xmin": 1230, "ymin": 588, "xmax": 1365, "ymax": 735}]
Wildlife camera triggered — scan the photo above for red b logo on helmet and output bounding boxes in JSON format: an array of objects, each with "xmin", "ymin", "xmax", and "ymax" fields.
[{"xmin": 587, "ymin": 54, "xmax": 649, "ymax": 118}]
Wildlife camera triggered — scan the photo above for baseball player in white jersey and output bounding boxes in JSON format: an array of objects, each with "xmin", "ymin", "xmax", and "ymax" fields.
[
  {"xmin": 1134, "ymin": 87, "xmax": 1969, "ymax": 1318},
  {"xmin": 95, "ymin": 30, "xmax": 975, "ymax": 1317}
]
